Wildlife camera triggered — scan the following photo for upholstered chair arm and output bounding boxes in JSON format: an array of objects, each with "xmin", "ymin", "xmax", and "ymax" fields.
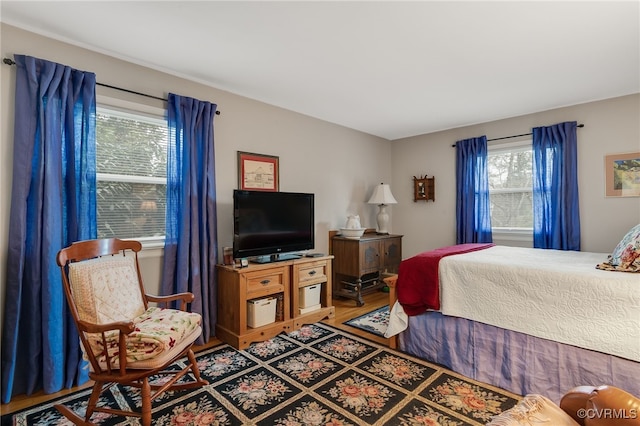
[
  {"xmin": 561, "ymin": 386, "xmax": 597, "ymax": 425},
  {"xmin": 561, "ymin": 386, "xmax": 640, "ymax": 426},
  {"xmin": 586, "ymin": 386, "xmax": 640, "ymax": 426},
  {"xmin": 146, "ymin": 292, "xmax": 195, "ymax": 311}
]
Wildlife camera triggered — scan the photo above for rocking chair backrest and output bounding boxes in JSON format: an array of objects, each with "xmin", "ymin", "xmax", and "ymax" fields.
[
  {"xmin": 58, "ymin": 239, "xmax": 148, "ymax": 317},
  {"xmin": 68, "ymin": 255, "xmax": 146, "ymax": 324}
]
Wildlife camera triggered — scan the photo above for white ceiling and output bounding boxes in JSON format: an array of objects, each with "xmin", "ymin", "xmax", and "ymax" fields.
[{"xmin": 1, "ymin": 1, "xmax": 639, "ymax": 140}]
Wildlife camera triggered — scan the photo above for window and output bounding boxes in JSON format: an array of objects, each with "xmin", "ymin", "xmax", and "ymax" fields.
[
  {"xmin": 487, "ymin": 140, "xmax": 533, "ymax": 235},
  {"xmin": 96, "ymin": 104, "xmax": 168, "ymax": 244}
]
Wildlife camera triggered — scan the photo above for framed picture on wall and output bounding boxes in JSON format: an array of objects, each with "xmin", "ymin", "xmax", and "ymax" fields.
[
  {"xmin": 605, "ymin": 152, "xmax": 640, "ymax": 197},
  {"xmin": 238, "ymin": 151, "xmax": 279, "ymax": 191}
]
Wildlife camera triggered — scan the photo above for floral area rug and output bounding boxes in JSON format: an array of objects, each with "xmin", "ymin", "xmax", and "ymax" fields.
[
  {"xmin": 344, "ymin": 305, "xmax": 390, "ymax": 337},
  {"xmin": 2, "ymin": 323, "xmax": 520, "ymax": 426}
]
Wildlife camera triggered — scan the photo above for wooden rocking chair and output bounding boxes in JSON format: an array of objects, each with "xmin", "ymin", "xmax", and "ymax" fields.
[{"xmin": 56, "ymin": 238, "xmax": 208, "ymax": 425}]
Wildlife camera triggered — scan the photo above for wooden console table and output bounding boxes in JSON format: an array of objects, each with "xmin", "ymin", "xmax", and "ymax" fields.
[{"xmin": 216, "ymin": 256, "xmax": 335, "ymax": 349}]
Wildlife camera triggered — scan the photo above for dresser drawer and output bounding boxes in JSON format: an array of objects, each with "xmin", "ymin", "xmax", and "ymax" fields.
[
  {"xmin": 245, "ymin": 268, "xmax": 286, "ymax": 297},
  {"xmin": 297, "ymin": 262, "xmax": 328, "ymax": 286}
]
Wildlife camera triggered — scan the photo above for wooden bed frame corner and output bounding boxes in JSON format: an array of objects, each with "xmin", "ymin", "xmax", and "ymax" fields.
[{"xmin": 382, "ymin": 273, "xmax": 398, "ymax": 349}]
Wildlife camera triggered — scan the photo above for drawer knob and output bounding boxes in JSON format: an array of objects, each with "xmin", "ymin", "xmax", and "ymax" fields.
[
  {"xmin": 260, "ymin": 279, "xmax": 271, "ymax": 285},
  {"xmin": 308, "ymin": 270, "xmax": 317, "ymax": 276}
]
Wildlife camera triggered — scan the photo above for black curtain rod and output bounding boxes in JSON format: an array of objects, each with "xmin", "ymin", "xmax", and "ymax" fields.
[
  {"xmin": 3, "ymin": 57, "xmax": 221, "ymax": 115},
  {"xmin": 451, "ymin": 124, "xmax": 584, "ymax": 147}
]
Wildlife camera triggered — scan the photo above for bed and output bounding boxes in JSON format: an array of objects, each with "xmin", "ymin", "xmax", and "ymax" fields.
[{"xmin": 386, "ymin": 241, "xmax": 640, "ymax": 403}]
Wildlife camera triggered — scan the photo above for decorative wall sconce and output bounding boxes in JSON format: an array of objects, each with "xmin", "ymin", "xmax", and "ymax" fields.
[{"xmin": 413, "ymin": 175, "xmax": 435, "ymax": 202}]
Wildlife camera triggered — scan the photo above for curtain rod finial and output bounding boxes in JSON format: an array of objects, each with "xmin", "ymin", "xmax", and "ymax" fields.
[{"xmin": 3, "ymin": 58, "xmax": 16, "ymax": 66}]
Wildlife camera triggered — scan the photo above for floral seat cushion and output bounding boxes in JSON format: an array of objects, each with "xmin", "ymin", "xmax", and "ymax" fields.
[
  {"xmin": 86, "ymin": 306, "xmax": 202, "ymax": 366},
  {"xmin": 68, "ymin": 255, "xmax": 202, "ymax": 367}
]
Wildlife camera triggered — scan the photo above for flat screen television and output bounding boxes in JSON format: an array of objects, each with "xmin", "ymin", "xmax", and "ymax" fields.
[{"xmin": 233, "ymin": 190, "xmax": 314, "ymax": 262}]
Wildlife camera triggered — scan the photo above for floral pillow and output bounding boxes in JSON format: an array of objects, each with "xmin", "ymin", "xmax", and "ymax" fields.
[{"xmin": 596, "ymin": 223, "xmax": 640, "ymax": 272}]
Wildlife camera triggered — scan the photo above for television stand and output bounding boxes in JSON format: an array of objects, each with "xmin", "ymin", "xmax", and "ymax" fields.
[
  {"xmin": 251, "ymin": 253, "xmax": 302, "ymax": 264},
  {"xmin": 216, "ymin": 256, "xmax": 335, "ymax": 349}
]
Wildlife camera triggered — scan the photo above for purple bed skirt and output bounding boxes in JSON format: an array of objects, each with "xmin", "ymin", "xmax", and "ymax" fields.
[{"xmin": 399, "ymin": 311, "xmax": 640, "ymax": 403}]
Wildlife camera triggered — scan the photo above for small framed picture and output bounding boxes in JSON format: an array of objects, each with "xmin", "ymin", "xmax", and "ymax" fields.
[
  {"xmin": 605, "ymin": 152, "xmax": 640, "ymax": 197},
  {"xmin": 238, "ymin": 151, "xmax": 279, "ymax": 191}
]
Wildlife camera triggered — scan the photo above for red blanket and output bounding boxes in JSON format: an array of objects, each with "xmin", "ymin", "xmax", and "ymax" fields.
[{"xmin": 397, "ymin": 243, "xmax": 494, "ymax": 316}]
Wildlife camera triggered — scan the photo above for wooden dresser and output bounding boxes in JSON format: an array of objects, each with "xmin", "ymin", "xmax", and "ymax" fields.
[{"xmin": 329, "ymin": 230, "xmax": 402, "ymax": 306}]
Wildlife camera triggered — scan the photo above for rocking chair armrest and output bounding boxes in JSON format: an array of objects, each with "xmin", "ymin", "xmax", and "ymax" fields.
[
  {"xmin": 146, "ymin": 292, "xmax": 195, "ymax": 310},
  {"xmin": 76, "ymin": 319, "xmax": 136, "ymax": 335},
  {"xmin": 76, "ymin": 319, "xmax": 135, "ymax": 374}
]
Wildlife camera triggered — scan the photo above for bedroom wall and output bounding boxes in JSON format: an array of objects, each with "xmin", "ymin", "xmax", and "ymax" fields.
[
  {"xmin": 2, "ymin": 24, "xmax": 638, "ymax": 338},
  {"xmin": 391, "ymin": 94, "xmax": 640, "ymax": 257},
  {"xmin": 0, "ymin": 24, "xmax": 392, "ymax": 332}
]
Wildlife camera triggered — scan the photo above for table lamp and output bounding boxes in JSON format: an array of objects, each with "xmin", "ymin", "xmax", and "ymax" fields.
[{"xmin": 367, "ymin": 183, "xmax": 397, "ymax": 234}]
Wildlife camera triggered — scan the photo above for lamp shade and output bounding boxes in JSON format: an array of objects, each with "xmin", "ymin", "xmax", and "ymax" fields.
[{"xmin": 367, "ymin": 183, "xmax": 397, "ymax": 205}]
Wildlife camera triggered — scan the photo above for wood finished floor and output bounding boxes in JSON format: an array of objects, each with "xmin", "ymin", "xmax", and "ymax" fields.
[{"xmin": 0, "ymin": 291, "xmax": 390, "ymax": 415}]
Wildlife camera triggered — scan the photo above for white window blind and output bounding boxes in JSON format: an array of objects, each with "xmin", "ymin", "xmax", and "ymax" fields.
[
  {"xmin": 96, "ymin": 106, "xmax": 168, "ymax": 242},
  {"xmin": 488, "ymin": 141, "xmax": 533, "ymax": 232}
]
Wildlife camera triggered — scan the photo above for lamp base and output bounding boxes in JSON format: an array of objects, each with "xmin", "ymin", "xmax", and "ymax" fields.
[{"xmin": 376, "ymin": 204, "xmax": 390, "ymax": 234}]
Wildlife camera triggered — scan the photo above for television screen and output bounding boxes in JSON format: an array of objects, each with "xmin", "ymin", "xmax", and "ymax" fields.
[{"xmin": 233, "ymin": 190, "xmax": 314, "ymax": 262}]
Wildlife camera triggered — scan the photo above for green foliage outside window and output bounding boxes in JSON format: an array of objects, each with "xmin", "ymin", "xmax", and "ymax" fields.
[
  {"xmin": 96, "ymin": 110, "xmax": 168, "ymax": 240},
  {"xmin": 488, "ymin": 147, "xmax": 533, "ymax": 229}
]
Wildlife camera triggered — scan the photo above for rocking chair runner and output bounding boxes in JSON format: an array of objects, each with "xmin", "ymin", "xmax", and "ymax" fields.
[{"xmin": 56, "ymin": 238, "xmax": 208, "ymax": 425}]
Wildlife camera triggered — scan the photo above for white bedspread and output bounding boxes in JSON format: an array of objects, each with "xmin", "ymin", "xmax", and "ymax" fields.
[{"xmin": 438, "ymin": 246, "xmax": 640, "ymax": 362}]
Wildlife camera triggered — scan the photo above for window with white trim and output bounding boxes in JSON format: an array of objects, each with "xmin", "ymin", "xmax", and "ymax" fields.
[
  {"xmin": 487, "ymin": 140, "xmax": 533, "ymax": 235},
  {"xmin": 96, "ymin": 105, "xmax": 168, "ymax": 244}
]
